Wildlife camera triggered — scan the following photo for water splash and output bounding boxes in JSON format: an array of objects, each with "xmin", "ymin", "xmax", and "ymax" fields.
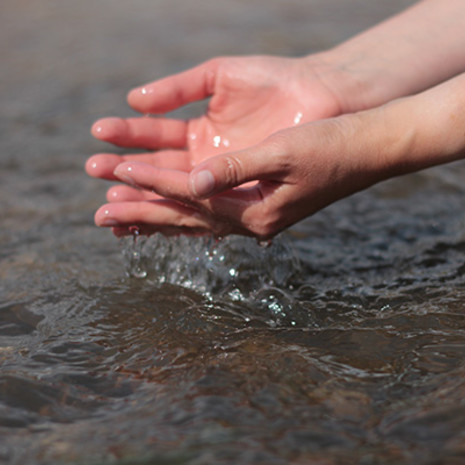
[
  {"xmin": 124, "ymin": 227, "xmax": 147, "ymax": 279},
  {"xmin": 121, "ymin": 233, "xmax": 301, "ymax": 299}
]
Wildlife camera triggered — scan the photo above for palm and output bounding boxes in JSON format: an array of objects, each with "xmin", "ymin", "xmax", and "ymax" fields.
[
  {"xmin": 89, "ymin": 56, "xmax": 340, "ymax": 179},
  {"xmin": 185, "ymin": 56, "xmax": 340, "ymax": 164}
]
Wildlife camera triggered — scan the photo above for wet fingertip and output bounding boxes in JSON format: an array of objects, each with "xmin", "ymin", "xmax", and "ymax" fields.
[
  {"xmin": 85, "ymin": 156, "xmax": 98, "ymax": 175},
  {"xmin": 95, "ymin": 206, "xmax": 118, "ymax": 227},
  {"xmin": 113, "ymin": 162, "xmax": 139, "ymax": 187},
  {"xmin": 126, "ymin": 88, "xmax": 138, "ymax": 105},
  {"xmin": 92, "ymin": 117, "xmax": 126, "ymax": 140},
  {"xmin": 127, "ymin": 86, "xmax": 153, "ymax": 108},
  {"xmin": 91, "ymin": 121, "xmax": 104, "ymax": 138},
  {"xmin": 91, "ymin": 118, "xmax": 116, "ymax": 138},
  {"xmin": 106, "ymin": 186, "xmax": 121, "ymax": 202},
  {"xmin": 113, "ymin": 160, "xmax": 132, "ymax": 174},
  {"xmin": 85, "ymin": 153, "xmax": 112, "ymax": 177}
]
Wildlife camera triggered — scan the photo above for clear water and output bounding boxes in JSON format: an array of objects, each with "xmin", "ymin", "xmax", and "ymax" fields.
[{"xmin": 5, "ymin": 0, "xmax": 465, "ymax": 464}]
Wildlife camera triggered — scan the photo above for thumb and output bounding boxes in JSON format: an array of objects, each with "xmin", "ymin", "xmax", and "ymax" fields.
[{"xmin": 189, "ymin": 142, "xmax": 282, "ymax": 199}]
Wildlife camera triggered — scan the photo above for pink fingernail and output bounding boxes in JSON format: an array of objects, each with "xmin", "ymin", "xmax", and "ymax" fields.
[
  {"xmin": 100, "ymin": 210, "xmax": 118, "ymax": 226},
  {"xmin": 191, "ymin": 170, "xmax": 215, "ymax": 197},
  {"xmin": 114, "ymin": 165, "xmax": 136, "ymax": 186},
  {"xmin": 101, "ymin": 218, "xmax": 118, "ymax": 226}
]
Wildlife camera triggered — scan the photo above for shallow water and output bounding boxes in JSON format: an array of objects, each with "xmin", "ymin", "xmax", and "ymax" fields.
[{"xmin": 4, "ymin": 0, "xmax": 465, "ymax": 464}]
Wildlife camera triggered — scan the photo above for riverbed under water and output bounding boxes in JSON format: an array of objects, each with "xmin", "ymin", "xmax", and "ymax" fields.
[{"xmin": 3, "ymin": 1, "xmax": 465, "ymax": 464}]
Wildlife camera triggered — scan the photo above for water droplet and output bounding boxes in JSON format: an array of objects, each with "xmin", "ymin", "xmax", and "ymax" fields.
[
  {"xmin": 213, "ymin": 135, "xmax": 221, "ymax": 148},
  {"xmin": 257, "ymin": 239, "xmax": 272, "ymax": 249},
  {"xmin": 129, "ymin": 225, "xmax": 140, "ymax": 237},
  {"xmin": 212, "ymin": 135, "xmax": 231, "ymax": 149},
  {"xmin": 125, "ymin": 226, "xmax": 147, "ymax": 278},
  {"xmin": 293, "ymin": 112, "xmax": 303, "ymax": 125},
  {"xmin": 228, "ymin": 268, "xmax": 237, "ymax": 277}
]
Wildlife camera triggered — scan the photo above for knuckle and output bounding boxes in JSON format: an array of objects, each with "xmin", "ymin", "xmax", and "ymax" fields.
[
  {"xmin": 204, "ymin": 57, "xmax": 225, "ymax": 94},
  {"xmin": 267, "ymin": 130, "xmax": 291, "ymax": 152},
  {"xmin": 264, "ymin": 130, "xmax": 294, "ymax": 173},
  {"xmin": 221, "ymin": 155, "xmax": 244, "ymax": 186}
]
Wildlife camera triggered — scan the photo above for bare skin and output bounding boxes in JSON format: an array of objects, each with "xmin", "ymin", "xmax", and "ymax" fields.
[
  {"xmin": 86, "ymin": 0, "xmax": 465, "ymax": 238},
  {"xmin": 86, "ymin": 55, "xmax": 347, "ymax": 235}
]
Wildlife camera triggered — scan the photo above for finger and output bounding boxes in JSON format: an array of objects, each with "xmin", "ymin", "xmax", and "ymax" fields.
[
  {"xmin": 104, "ymin": 186, "xmax": 283, "ymax": 239},
  {"xmin": 113, "ymin": 162, "xmax": 193, "ymax": 204},
  {"xmin": 111, "ymin": 161, "xmax": 277, "ymax": 236},
  {"xmin": 127, "ymin": 59, "xmax": 219, "ymax": 114},
  {"xmin": 106, "ymin": 185, "xmax": 160, "ymax": 203},
  {"xmin": 86, "ymin": 150, "xmax": 190, "ymax": 181},
  {"xmin": 188, "ymin": 137, "xmax": 287, "ymax": 199},
  {"xmin": 94, "ymin": 200, "xmax": 211, "ymax": 231},
  {"xmin": 91, "ymin": 117, "xmax": 187, "ymax": 149}
]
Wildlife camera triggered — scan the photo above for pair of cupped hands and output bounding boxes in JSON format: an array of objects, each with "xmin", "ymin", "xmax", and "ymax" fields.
[{"xmin": 86, "ymin": 55, "xmax": 380, "ymax": 239}]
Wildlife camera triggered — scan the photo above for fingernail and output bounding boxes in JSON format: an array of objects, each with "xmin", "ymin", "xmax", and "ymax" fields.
[
  {"xmin": 100, "ymin": 209, "xmax": 118, "ymax": 227},
  {"xmin": 191, "ymin": 170, "xmax": 215, "ymax": 197},
  {"xmin": 114, "ymin": 165, "xmax": 136, "ymax": 186},
  {"xmin": 101, "ymin": 218, "xmax": 118, "ymax": 227}
]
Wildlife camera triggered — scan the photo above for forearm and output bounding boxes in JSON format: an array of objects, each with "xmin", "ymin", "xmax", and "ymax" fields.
[
  {"xmin": 378, "ymin": 72, "xmax": 465, "ymax": 177},
  {"xmin": 285, "ymin": 72, "xmax": 465, "ymax": 214},
  {"xmin": 329, "ymin": 71, "xmax": 465, "ymax": 200},
  {"xmin": 313, "ymin": 0, "xmax": 465, "ymax": 113}
]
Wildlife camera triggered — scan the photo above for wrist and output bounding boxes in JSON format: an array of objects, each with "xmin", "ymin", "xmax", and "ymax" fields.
[
  {"xmin": 363, "ymin": 74, "xmax": 465, "ymax": 181},
  {"xmin": 308, "ymin": 44, "xmax": 420, "ymax": 116},
  {"xmin": 303, "ymin": 0, "xmax": 465, "ymax": 116},
  {"xmin": 299, "ymin": 49, "xmax": 395, "ymax": 117}
]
